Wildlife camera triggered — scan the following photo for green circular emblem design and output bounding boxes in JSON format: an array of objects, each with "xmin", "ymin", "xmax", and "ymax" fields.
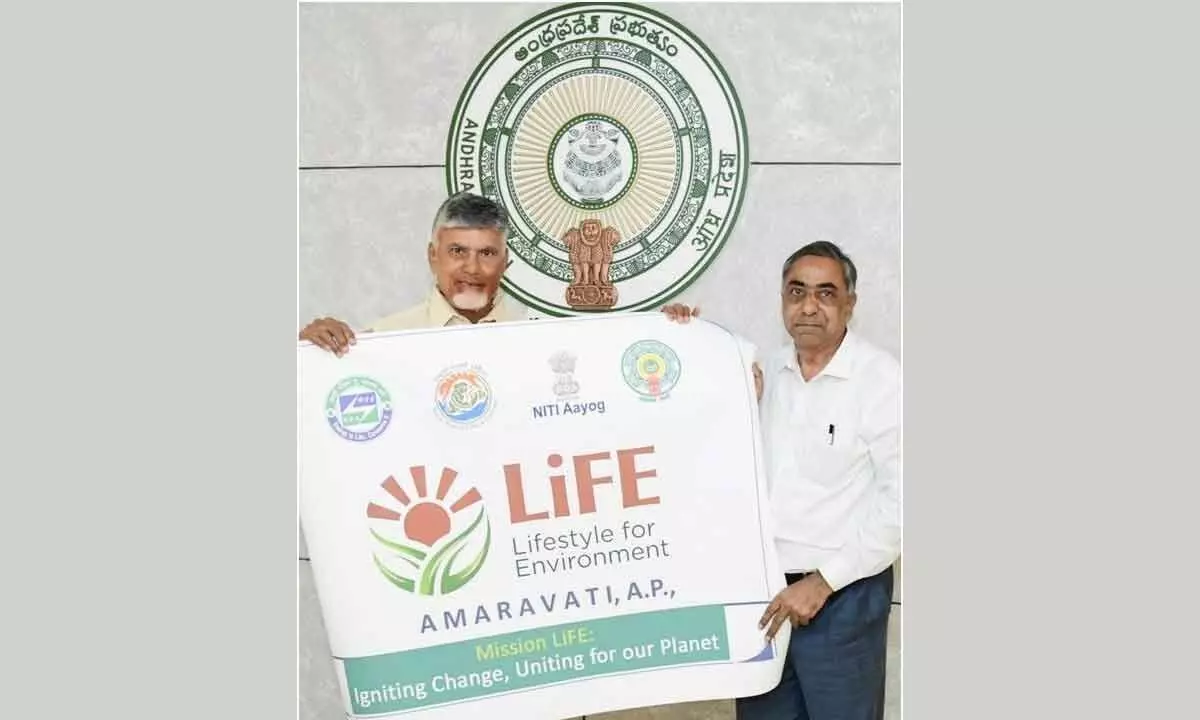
[
  {"xmin": 621, "ymin": 339, "xmax": 681, "ymax": 400},
  {"xmin": 446, "ymin": 2, "xmax": 749, "ymax": 316}
]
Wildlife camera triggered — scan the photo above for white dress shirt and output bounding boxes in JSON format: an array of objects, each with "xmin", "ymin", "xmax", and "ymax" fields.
[{"xmin": 760, "ymin": 329, "xmax": 901, "ymax": 592}]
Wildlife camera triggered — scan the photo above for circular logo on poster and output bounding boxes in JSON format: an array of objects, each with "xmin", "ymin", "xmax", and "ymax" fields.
[
  {"xmin": 325, "ymin": 376, "xmax": 393, "ymax": 442},
  {"xmin": 434, "ymin": 364, "xmax": 494, "ymax": 427},
  {"xmin": 446, "ymin": 3, "xmax": 749, "ymax": 316},
  {"xmin": 621, "ymin": 339, "xmax": 681, "ymax": 401}
]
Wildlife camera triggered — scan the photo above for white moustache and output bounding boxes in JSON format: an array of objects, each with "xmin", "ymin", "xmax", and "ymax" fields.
[{"xmin": 451, "ymin": 289, "xmax": 490, "ymax": 311}]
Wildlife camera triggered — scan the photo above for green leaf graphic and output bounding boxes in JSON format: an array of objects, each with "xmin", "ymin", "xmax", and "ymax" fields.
[
  {"xmin": 371, "ymin": 553, "xmax": 414, "ymax": 592},
  {"xmin": 419, "ymin": 508, "xmax": 489, "ymax": 595},
  {"xmin": 369, "ymin": 529, "xmax": 427, "ymax": 562},
  {"xmin": 441, "ymin": 516, "xmax": 491, "ymax": 594}
]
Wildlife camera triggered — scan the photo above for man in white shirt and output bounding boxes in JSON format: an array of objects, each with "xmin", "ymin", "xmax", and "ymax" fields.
[{"xmin": 738, "ymin": 240, "xmax": 901, "ymax": 720}]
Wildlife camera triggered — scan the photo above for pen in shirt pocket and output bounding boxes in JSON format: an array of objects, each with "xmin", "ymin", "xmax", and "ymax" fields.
[{"xmin": 827, "ymin": 424, "xmax": 836, "ymax": 445}]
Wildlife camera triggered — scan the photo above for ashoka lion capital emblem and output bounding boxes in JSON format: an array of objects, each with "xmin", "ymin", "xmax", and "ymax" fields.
[{"xmin": 564, "ymin": 219, "xmax": 620, "ymax": 310}]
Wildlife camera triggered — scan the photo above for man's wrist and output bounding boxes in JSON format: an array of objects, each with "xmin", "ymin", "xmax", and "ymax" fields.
[
  {"xmin": 812, "ymin": 570, "xmax": 834, "ymax": 597},
  {"xmin": 816, "ymin": 557, "xmax": 856, "ymax": 593}
]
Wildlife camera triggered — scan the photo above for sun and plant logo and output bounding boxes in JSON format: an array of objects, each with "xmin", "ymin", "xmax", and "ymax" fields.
[
  {"xmin": 325, "ymin": 376, "xmax": 392, "ymax": 442},
  {"xmin": 365, "ymin": 465, "xmax": 491, "ymax": 596},
  {"xmin": 434, "ymin": 364, "xmax": 494, "ymax": 427},
  {"xmin": 621, "ymin": 339, "xmax": 681, "ymax": 401}
]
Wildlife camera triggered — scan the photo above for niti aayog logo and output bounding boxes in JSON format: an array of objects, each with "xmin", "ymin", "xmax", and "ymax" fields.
[
  {"xmin": 366, "ymin": 466, "xmax": 492, "ymax": 596},
  {"xmin": 531, "ymin": 350, "xmax": 607, "ymax": 419}
]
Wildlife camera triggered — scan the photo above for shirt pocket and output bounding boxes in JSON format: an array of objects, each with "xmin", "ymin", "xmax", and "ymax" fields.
[{"xmin": 801, "ymin": 411, "xmax": 864, "ymax": 487}]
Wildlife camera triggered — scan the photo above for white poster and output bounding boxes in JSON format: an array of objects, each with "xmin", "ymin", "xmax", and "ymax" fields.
[{"xmin": 298, "ymin": 312, "xmax": 787, "ymax": 719}]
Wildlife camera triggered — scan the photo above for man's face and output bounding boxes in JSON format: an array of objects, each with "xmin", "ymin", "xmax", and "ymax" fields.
[
  {"xmin": 781, "ymin": 255, "xmax": 857, "ymax": 351},
  {"xmin": 428, "ymin": 226, "xmax": 507, "ymax": 312}
]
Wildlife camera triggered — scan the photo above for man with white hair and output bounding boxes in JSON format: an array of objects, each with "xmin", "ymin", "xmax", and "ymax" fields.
[{"xmin": 299, "ymin": 192, "xmax": 526, "ymax": 353}]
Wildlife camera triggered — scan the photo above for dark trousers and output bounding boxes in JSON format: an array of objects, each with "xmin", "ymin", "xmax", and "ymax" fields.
[{"xmin": 736, "ymin": 566, "xmax": 895, "ymax": 720}]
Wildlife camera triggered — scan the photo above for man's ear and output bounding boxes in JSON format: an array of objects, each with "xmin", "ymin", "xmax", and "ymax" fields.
[{"xmin": 427, "ymin": 240, "xmax": 437, "ymax": 268}]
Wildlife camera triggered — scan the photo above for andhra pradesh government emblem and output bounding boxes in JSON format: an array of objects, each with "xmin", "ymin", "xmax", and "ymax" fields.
[
  {"xmin": 446, "ymin": 2, "xmax": 749, "ymax": 316},
  {"xmin": 621, "ymin": 339, "xmax": 681, "ymax": 401}
]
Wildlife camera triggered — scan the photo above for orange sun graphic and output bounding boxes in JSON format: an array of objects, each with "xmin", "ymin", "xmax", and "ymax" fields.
[{"xmin": 365, "ymin": 466, "xmax": 482, "ymax": 547}]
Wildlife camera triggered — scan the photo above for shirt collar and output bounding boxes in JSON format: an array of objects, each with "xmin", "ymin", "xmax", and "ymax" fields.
[
  {"xmin": 426, "ymin": 287, "xmax": 511, "ymax": 326},
  {"xmin": 779, "ymin": 329, "xmax": 860, "ymax": 381}
]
